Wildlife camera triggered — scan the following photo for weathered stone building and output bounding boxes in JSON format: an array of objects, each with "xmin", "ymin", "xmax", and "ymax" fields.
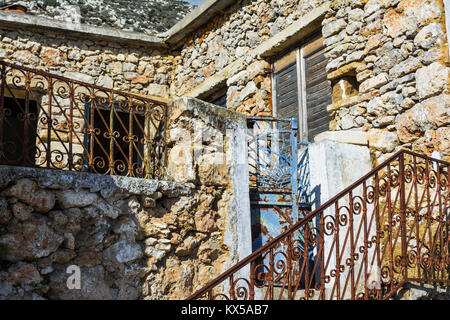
[{"xmin": 0, "ymin": 0, "xmax": 448, "ymax": 300}]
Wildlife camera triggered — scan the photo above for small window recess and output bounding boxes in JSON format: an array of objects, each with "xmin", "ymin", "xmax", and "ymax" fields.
[
  {"xmin": 205, "ymin": 86, "xmax": 228, "ymax": 108},
  {"xmin": 330, "ymin": 76, "xmax": 359, "ymax": 104},
  {"xmin": 0, "ymin": 94, "xmax": 39, "ymax": 167}
]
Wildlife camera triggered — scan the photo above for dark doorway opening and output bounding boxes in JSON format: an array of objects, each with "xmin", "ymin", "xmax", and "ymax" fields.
[
  {"xmin": 0, "ymin": 96, "xmax": 38, "ymax": 167},
  {"xmin": 86, "ymin": 104, "xmax": 146, "ymax": 176}
]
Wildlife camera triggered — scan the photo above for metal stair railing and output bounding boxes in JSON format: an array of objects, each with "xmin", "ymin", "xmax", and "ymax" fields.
[{"xmin": 187, "ymin": 150, "xmax": 449, "ymax": 300}]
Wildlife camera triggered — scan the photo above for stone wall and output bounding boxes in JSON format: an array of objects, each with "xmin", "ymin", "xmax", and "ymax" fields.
[
  {"xmin": 171, "ymin": 0, "xmax": 449, "ymax": 162},
  {"xmin": 0, "ymin": 27, "xmax": 173, "ymax": 99},
  {"xmin": 0, "ymin": 166, "xmax": 237, "ymax": 300},
  {"xmin": 225, "ymin": 59, "xmax": 273, "ymax": 116},
  {"xmin": 1, "ymin": 0, "xmax": 448, "ymax": 164},
  {"xmin": 166, "ymin": 97, "xmax": 252, "ymax": 279},
  {"xmin": 323, "ymin": 0, "xmax": 449, "ymax": 162},
  {"xmin": 0, "ymin": 166, "xmax": 194, "ymax": 299},
  {"xmin": 171, "ymin": 0, "xmax": 326, "ymax": 104}
]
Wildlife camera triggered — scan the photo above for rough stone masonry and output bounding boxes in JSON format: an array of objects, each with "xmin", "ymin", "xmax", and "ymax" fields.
[
  {"xmin": 175, "ymin": 0, "xmax": 449, "ymax": 163},
  {"xmin": 0, "ymin": 0, "xmax": 448, "ymax": 300},
  {"xmin": 0, "ymin": 163, "xmax": 238, "ymax": 299},
  {"xmin": 0, "ymin": 166, "xmax": 195, "ymax": 299},
  {"xmin": 0, "ymin": 0, "xmax": 448, "ymax": 162},
  {"xmin": 322, "ymin": 0, "xmax": 449, "ymax": 164}
]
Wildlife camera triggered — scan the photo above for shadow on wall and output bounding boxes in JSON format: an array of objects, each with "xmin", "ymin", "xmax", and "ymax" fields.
[
  {"xmin": 393, "ymin": 282, "xmax": 450, "ymax": 300},
  {"xmin": 0, "ymin": 165, "xmax": 231, "ymax": 300},
  {"xmin": 309, "ymin": 184, "xmax": 321, "ymax": 212}
]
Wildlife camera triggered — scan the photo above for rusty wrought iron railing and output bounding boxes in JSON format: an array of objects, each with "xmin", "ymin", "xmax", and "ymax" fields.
[
  {"xmin": 187, "ymin": 150, "xmax": 449, "ymax": 300},
  {"xmin": 0, "ymin": 60, "xmax": 167, "ymax": 179}
]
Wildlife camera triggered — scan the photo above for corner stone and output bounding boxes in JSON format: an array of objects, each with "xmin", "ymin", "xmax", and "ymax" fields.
[
  {"xmin": 314, "ymin": 130, "xmax": 368, "ymax": 146},
  {"xmin": 368, "ymin": 129, "xmax": 399, "ymax": 153}
]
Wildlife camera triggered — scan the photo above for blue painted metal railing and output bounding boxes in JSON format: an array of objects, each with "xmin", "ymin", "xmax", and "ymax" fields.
[{"xmin": 247, "ymin": 116, "xmax": 312, "ymax": 267}]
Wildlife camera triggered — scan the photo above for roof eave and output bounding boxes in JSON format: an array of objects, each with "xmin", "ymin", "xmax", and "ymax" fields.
[
  {"xmin": 160, "ymin": 0, "xmax": 237, "ymax": 48},
  {"xmin": 0, "ymin": 10, "xmax": 166, "ymax": 48}
]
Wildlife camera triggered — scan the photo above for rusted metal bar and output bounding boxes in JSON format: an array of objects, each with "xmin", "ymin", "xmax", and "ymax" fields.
[
  {"xmin": 23, "ymin": 76, "xmax": 30, "ymax": 165},
  {"xmin": 0, "ymin": 64, "xmax": 4, "ymax": 161},
  {"xmin": 304, "ymin": 223, "xmax": 310, "ymax": 299},
  {"xmin": 249, "ymin": 261, "xmax": 255, "ymax": 300},
  {"xmin": 68, "ymin": 82, "xmax": 74, "ymax": 171},
  {"xmin": 349, "ymin": 190, "xmax": 356, "ymax": 299},
  {"xmin": 413, "ymin": 155, "xmax": 421, "ymax": 280},
  {"xmin": 373, "ymin": 173, "xmax": 382, "ymax": 299},
  {"xmin": 399, "ymin": 152, "xmax": 408, "ymax": 282},
  {"xmin": 46, "ymin": 79, "xmax": 53, "ymax": 168},
  {"xmin": 319, "ymin": 213, "xmax": 326, "ymax": 300},
  {"xmin": 362, "ymin": 181, "xmax": 369, "ymax": 299},
  {"xmin": 436, "ymin": 162, "xmax": 444, "ymax": 280},
  {"xmin": 286, "ymin": 234, "xmax": 293, "ymax": 300},
  {"xmin": 0, "ymin": 60, "xmax": 164, "ymax": 105}
]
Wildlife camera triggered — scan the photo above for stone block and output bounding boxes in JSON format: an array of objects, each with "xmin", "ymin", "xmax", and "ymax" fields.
[
  {"xmin": 322, "ymin": 18, "xmax": 347, "ymax": 37},
  {"xmin": 146, "ymin": 83, "xmax": 169, "ymax": 98},
  {"xmin": 389, "ymin": 57, "xmax": 422, "ymax": 78},
  {"xmin": 416, "ymin": 63, "xmax": 448, "ymax": 99},
  {"xmin": 396, "ymin": 94, "xmax": 450, "ymax": 143},
  {"xmin": 4, "ymin": 178, "xmax": 55, "ymax": 213},
  {"xmin": 56, "ymin": 189, "xmax": 98, "ymax": 209},
  {"xmin": 103, "ymin": 240, "xmax": 143, "ymax": 264},
  {"xmin": 360, "ymin": 73, "xmax": 389, "ymax": 92},
  {"xmin": 414, "ymin": 23, "xmax": 443, "ymax": 49},
  {"xmin": 367, "ymin": 129, "xmax": 399, "ymax": 152},
  {"xmin": 0, "ymin": 216, "xmax": 63, "ymax": 261},
  {"xmin": 63, "ymin": 71, "xmax": 94, "ymax": 84},
  {"xmin": 314, "ymin": 130, "xmax": 368, "ymax": 146}
]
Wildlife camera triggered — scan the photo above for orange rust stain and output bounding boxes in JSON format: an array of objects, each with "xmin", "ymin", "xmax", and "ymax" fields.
[
  {"xmin": 383, "ymin": 8, "xmax": 406, "ymax": 37},
  {"xmin": 3, "ymin": 8, "xmax": 26, "ymax": 14},
  {"xmin": 397, "ymin": 0, "xmax": 423, "ymax": 12}
]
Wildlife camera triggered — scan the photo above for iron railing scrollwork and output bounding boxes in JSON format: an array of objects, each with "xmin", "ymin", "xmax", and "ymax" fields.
[
  {"xmin": 187, "ymin": 150, "xmax": 450, "ymax": 300},
  {"xmin": 0, "ymin": 60, "xmax": 167, "ymax": 179}
]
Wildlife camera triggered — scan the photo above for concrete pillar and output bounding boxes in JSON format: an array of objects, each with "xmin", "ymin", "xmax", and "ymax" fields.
[
  {"xmin": 309, "ymin": 139, "xmax": 375, "ymax": 299},
  {"xmin": 167, "ymin": 97, "xmax": 253, "ymax": 286}
]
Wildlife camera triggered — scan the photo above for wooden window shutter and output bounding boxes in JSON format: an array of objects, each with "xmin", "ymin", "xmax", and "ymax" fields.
[
  {"xmin": 272, "ymin": 35, "xmax": 332, "ymax": 142},
  {"xmin": 274, "ymin": 62, "xmax": 299, "ymax": 121},
  {"xmin": 302, "ymin": 38, "xmax": 332, "ymax": 142},
  {"xmin": 274, "ymin": 49, "xmax": 299, "ymax": 123}
]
